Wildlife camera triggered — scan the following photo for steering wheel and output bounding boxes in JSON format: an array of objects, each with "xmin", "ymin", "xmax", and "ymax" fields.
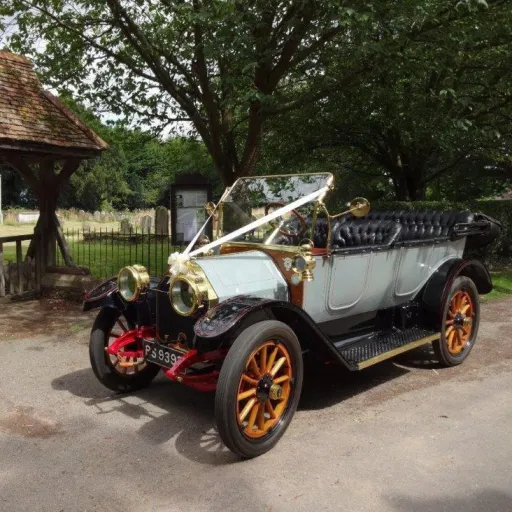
[{"xmin": 264, "ymin": 201, "xmax": 307, "ymax": 239}]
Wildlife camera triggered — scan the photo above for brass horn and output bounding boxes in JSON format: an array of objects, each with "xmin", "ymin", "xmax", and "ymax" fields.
[{"xmin": 330, "ymin": 197, "xmax": 371, "ymax": 219}]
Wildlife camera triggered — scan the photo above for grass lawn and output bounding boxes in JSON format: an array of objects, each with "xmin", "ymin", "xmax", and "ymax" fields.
[{"xmin": 485, "ymin": 269, "xmax": 512, "ymax": 301}]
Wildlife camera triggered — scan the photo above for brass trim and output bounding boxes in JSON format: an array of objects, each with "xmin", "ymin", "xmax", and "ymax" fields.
[
  {"xmin": 357, "ymin": 334, "xmax": 440, "ymax": 370},
  {"xmin": 168, "ymin": 260, "xmax": 218, "ymax": 316},
  {"xmin": 117, "ymin": 264, "xmax": 150, "ymax": 302},
  {"xmin": 222, "ymin": 241, "xmax": 304, "ymax": 253}
]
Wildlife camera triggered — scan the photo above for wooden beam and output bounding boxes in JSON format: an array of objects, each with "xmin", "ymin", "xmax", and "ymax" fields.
[{"xmin": 54, "ymin": 212, "xmax": 77, "ymax": 267}]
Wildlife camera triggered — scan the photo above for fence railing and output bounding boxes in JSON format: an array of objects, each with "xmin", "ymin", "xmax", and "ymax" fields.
[
  {"xmin": 0, "ymin": 234, "xmax": 42, "ymax": 298},
  {"xmin": 56, "ymin": 228, "xmax": 185, "ymax": 280}
]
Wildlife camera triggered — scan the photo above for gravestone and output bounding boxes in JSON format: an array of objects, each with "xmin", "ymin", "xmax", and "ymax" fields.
[
  {"xmin": 82, "ymin": 222, "xmax": 92, "ymax": 232},
  {"xmin": 140, "ymin": 215, "xmax": 153, "ymax": 233},
  {"xmin": 155, "ymin": 206, "xmax": 170, "ymax": 235},
  {"xmin": 78, "ymin": 209, "xmax": 87, "ymax": 220},
  {"xmin": 93, "ymin": 211, "xmax": 101, "ymax": 222},
  {"xmin": 120, "ymin": 218, "xmax": 133, "ymax": 234}
]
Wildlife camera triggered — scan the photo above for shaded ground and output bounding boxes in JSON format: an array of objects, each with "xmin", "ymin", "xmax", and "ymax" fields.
[{"xmin": 0, "ymin": 298, "xmax": 511, "ymax": 511}]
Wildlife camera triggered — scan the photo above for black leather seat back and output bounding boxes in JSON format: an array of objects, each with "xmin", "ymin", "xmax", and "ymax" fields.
[
  {"xmin": 343, "ymin": 210, "xmax": 474, "ymax": 243},
  {"xmin": 332, "ymin": 220, "xmax": 402, "ymax": 250}
]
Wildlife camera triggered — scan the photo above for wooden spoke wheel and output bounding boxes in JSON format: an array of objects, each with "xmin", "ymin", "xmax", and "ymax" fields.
[
  {"xmin": 215, "ymin": 320, "xmax": 303, "ymax": 459},
  {"xmin": 236, "ymin": 341, "xmax": 293, "ymax": 439},
  {"xmin": 89, "ymin": 308, "xmax": 160, "ymax": 392},
  {"xmin": 445, "ymin": 290, "xmax": 474, "ymax": 355},
  {"xmin": 434, "ymin": 276, "xmax": 480, "ymax": 367},
  {"xmin": 107, "ymin": 318, "xmax": 147, "ymax": 376}
]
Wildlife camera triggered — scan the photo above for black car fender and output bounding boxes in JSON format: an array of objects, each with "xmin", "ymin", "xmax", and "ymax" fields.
[
  {"xmin": 83, "ymin": 276, "xmax": 158, "ymax": 326},
  {"xmin": 193, "ymin": 295, "xmax": 351, "ymax": 367},
  {"xmin": 422, "ymin": 258, "xmax": 492, "ymax": 316}
]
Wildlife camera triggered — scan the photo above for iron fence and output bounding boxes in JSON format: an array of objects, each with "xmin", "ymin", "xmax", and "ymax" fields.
[{"xmin": 56, "ymin": 228, "xmax": 185, "ymax": 280}]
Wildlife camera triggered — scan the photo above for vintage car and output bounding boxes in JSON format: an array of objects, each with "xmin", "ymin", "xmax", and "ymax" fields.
[{"xmin": 84, "ymin": 173, "xmax": 501, "ymax": 458}]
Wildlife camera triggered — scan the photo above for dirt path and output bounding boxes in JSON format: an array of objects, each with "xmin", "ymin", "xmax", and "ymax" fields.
[{"xmin": 0, "ymin": 298, "xmax": 511, "ymax": 511}]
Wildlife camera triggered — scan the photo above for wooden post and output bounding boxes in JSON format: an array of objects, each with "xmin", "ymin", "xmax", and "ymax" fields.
[
  {"xmin": 0, "ymin": 242, "xmax": 4, "ymax": 297},
  {"xmin": 35, "ymin": 233, "xmax": 42, "ymax": 292},
  {"xmin": 16, "ymin": 239, "xmax": 22, "ymax": 293}
]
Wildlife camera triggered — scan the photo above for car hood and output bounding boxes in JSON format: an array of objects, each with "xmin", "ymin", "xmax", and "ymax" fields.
[{"xmin": 193, "ymin": 250, "xmax": 288, "ymax": 302}]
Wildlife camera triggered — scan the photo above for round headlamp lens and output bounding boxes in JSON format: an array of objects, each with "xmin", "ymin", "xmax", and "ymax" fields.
[
  {"xmin": 170, "ymin": 277, "xmax": 198, "ymax": 316},
  {"xmin": 118, "ymin": 267, "xmax": 138, "ymax": 301}
]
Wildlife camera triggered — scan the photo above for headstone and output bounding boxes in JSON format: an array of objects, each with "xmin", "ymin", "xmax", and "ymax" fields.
[
  {"xmin": 82, "ymin": 222, "xmax": 92, "ymax": 232},
  {"xmin": 100, "ymin": 211, "xmax": 108, "ymax": 223},
  {"xmin": 140, "ymin": 215, "xmax": 153, "ymax": 233},
  {"xmin": 155, "ymin": 206, "xmax": 170, "ymax": 235},
  {"xmin": 120, "ymin": 218, "xmax": 133, "ymax": 234},
  {"xmin": 114, "ymin": 211, "xmax": 123, "ymax": 222},
  {"xmin": 93, "ymin": 211, "xmax": 101, "ymax": 222},
  {"xmin": 78, "ymin": 209, "xmax": 87, "ymax": 220}
]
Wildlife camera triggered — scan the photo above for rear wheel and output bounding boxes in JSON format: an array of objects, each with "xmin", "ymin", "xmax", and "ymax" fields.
[
  {"xmin": 89, "ymin": 308, "xmax": 160, "ymax": 392},
  {"xmin": 433, "ymin": 276, "xmax": 480, "ymax": 367},
  {"xmin": 215, "ymin": 320, "xmax": 303, "ymax": 459}
]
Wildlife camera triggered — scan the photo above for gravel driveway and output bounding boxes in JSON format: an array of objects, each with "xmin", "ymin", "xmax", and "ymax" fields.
[{"xmin": 0, "ymin": 298, "xmax": 511, "ymax": 512}]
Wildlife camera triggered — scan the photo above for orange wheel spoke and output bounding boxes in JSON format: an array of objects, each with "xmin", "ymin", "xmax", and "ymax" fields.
[
  {"xmin": 239, "ymin": 398, "xmax": 257, "ymax": 423},
  {"xmin": 460, "ymin": 304, "xmax": 471, "ymax": 315},
  {"xmin": 270, "ymin": 357, "xmax": 286, "ymax": 377},
  {"xmin": 257, "ymin": 403, "xmax": 265, "ymax": 430},
  {"xmin": 238, "ymin": 388, "xmax": 256, "ymax": 401},
  {"xmin": 266, "ymin": 347, "xmax": 278, "ymax": 373},
  {"xmin": 273, "ymin": 375, "xmax": 290, "ymax": 384},
  {"xmin": 448, "ymin": 330, "xmax": 456, "ymax": 350},
  {"xmin": 242, "ymin": 374, "xmax": 259, "ymax": 386},
  {"xmin": 445, "ymin": 319, "xmax": 454, "ymax": 326},
  {"xmin": 260, "ymin": 346, "xmax": 267, "ymax": 374},
  {"xmin": 249, "ymin": 357, "xmax": 261, "ymax": 378},
  {"xmin": 445, "ymin": 326, "xmax": 454, "ymax": 337},
  {"xmin": 246, "ymin": 403, "xmax": 259, "ymax": 432},
  {"xmin": 265, "ymin": 400, "xmax": 277, "ymax": 419}
]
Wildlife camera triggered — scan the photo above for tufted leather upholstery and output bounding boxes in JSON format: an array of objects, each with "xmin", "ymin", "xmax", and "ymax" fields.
[
  {"xmin": 271, "ymin": 210, "xmax": 476, "ymax": 250},
  {"xmin": 331, "ymin": 220, "xmax": 402, "ymax": 250},
  {"xmin": 352, "ymin": 210, "xmax": 474, "ymax": 243}
]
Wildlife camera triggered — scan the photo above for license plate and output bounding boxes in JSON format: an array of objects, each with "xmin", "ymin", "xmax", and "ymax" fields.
[{"xmin": 143, "ymin": 340, "xmax": 187, "ymax": 368}]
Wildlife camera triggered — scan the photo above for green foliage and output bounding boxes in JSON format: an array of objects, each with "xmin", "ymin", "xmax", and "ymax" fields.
[{"xmin": 258, "ymin": 0, "xmax": 512, "ymax": 200}]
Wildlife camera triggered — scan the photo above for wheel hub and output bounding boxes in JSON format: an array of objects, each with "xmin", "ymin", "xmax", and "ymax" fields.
[{"xmin": 256, "ymin": 374, "xmax": 273, "ymax": 401}]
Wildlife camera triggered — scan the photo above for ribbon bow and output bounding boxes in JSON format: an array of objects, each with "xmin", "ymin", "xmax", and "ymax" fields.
[{"xmin": 168, "ymin": 252, "xmax": 190, "ymax": 277}]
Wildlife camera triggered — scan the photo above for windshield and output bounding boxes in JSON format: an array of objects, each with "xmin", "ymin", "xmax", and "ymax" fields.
[{"xmin": 190, "ymin": 173, "xmax": 333, "ymax": 254}]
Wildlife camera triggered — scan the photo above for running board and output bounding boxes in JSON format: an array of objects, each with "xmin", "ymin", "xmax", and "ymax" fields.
[{"xmin": 337, "ymin": 328, "xmax": 440, "ymax": 370}]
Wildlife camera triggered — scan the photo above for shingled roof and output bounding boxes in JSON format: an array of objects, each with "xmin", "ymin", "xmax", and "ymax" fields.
[{"xmin": 0, "ymin": 51, "xmax": 108, "ymax": 157}]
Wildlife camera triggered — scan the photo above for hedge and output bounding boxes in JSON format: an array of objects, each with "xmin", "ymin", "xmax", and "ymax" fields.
[{"xmin": 328, "ymin": 197, "xmax": 511, "ymax": 268}]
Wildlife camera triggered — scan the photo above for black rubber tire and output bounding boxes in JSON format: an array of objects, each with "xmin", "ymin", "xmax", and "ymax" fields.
[
  {"xmin": 215, "ymin": 320, "xmax": 303, "ymax": 459},
  {"xmin": 433, "ymin": 276, "xmax": 480, "ymax": 367},
  {"xmin": 89, "ymin": 308, "xmax": 160, "ymax": 392}
]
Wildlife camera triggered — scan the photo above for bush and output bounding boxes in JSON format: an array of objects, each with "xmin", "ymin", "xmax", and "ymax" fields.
[{"xmin": 328, "ymin": 197, "xmax": 511, "ymax": 268}]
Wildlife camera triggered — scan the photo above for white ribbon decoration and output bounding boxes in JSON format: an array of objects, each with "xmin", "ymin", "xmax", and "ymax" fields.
[{"xmin": 167, "ymin": 251, "xmax": 192, "ymax": 277}]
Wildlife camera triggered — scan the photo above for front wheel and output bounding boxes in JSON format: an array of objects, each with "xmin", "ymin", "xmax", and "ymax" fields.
[
  {"xmin": 433, "ymin": 276, "xmax": 480, "ymax": 367},
  {"xmin": 89, "ymin": 308, "xmax": 160, "ymax": 392},
  {"xmin": 215, "ymin": 320, "xmax": 304, "ymax": 459}
]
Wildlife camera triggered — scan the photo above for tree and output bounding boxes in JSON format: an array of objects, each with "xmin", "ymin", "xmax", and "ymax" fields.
[
  {"xmin": 262, "ymin": 0, "xmax": 512, "ymax": 200},
  {"xmin": 3, "ymin": 0, "xmax": 372, "ymax": 186}
]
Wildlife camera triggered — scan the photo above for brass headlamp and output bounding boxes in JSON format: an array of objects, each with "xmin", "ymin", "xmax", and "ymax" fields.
[
  {"xmin": 168, "ymin": 260, "xmax": 218, "ymax": 317},
  {"xmin": 117, "ymin": 264, "xmax": 150, "ymax": 302}
]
